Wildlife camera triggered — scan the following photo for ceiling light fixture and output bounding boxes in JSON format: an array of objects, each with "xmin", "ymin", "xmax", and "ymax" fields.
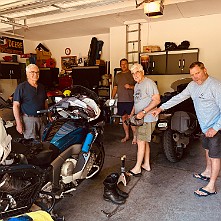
[{"xmin": 135, "ymin": 0, "xmax": 164, "ymax": 17}]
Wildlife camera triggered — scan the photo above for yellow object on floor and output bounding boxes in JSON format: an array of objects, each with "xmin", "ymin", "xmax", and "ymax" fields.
[
  {"xmin": 26, "ymin": 211, "xmax": 53, "ymax": 221},
  {"xmin": 1, "ymin": 211, "xmax": 53, "ymax": 221}
]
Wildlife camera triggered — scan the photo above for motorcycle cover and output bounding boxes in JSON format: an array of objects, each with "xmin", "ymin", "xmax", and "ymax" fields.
[
  {"xmin": 0, "ymin": 118, "xmax": 12, "ymax": 164},
  {"xmin": 55, "ymin": 95, "xmax": 101, "ymax": 121}
]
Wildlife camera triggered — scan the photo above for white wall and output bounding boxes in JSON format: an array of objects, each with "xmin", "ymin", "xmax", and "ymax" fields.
[
  {"xmin": 110, "ymin": 13, "xmax": 221, "ymax": 94},
  {"xmin": 37, "ymin": 33, "xmax": 110, "ymax": 71},
  {"xmin": 110, "ymin": 26, "xmax": 126, "ymax": 71}
]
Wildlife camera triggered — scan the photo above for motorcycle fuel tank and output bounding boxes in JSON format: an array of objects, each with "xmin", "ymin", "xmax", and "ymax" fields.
[{"xmin": 48, "ymin": 121, "xmax": 87, "ymax": 151}]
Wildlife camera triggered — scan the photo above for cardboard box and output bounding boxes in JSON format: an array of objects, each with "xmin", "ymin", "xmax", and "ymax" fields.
[
  {"xmin": 143, "ymin": 45, "xmax": 161, "ymax": 53},
  {"xmin": 96, "ymin": 59, "xmax": 105, "ymax": 66},
  {"xmin": 36, "ymin": 49, "xmax": 51, "ymax": 60}
]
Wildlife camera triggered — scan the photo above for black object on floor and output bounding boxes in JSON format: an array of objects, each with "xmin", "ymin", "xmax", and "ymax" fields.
[{"xmin": 103, "ymin": 173, "xmax": 127, "ymax": 205}]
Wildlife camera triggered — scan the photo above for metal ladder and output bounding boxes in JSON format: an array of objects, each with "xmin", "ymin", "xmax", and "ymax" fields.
[{"xmin": 126, "ymin": 23, "xmax": 141, "ymax": 66}]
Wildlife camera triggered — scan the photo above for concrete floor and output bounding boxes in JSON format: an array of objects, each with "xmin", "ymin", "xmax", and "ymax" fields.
[
  {"xmin": 53, "ymin": 124, "xmax": 221, "ymax": 221},
  {"xmin": 7, "ymin": 123, "xmax": 220, "ymax": 221}
]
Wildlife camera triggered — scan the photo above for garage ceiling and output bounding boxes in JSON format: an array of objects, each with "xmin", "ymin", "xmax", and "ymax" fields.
[{"xmin": 0, "ymin": 0, "xmax": 221, "ymax": 40}]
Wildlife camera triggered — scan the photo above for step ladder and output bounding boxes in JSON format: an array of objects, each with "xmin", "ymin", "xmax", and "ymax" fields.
[{"xmin": 126, "ymin": 23, "xmax": 141, "ymax": 66}]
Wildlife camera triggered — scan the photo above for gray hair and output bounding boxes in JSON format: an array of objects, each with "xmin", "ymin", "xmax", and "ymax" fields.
[
  {"xmin": 26, "ymin": 64, "xmax": 39, "ymax": 73},
  {"xmin": 130, "ymin": 63, "xmax": 144, "ymax": 74}
]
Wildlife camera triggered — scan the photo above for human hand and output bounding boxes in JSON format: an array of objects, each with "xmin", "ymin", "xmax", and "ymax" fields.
[
  {"xmin": 152, "ymin": 108, "xmax": 163, "ymax": 117},
  {"xmin": 205, "ymin": 128, "xmax": 217, "ymax": 137},
  {"xmin": 124, "ymin": 84, "xmax": 131, "ymax": 89},
  {"xmin": 16, "ymin": 122, "xmax": 23, "ymax": 134},
  {"xmin": 48, "ymin": 116, "xmax": 54, "ymax": 122},
  {"xmin": 136, "ymin": 111, "xmax": 145, "ymax": 119}
]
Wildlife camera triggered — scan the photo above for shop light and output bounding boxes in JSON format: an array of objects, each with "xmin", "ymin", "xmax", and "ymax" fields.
[
  {"xmin": 136, "ymin": 0, "xmax": 164, "ymax": 17},
  {"xmin": 144, "ymin": 0, "xmax": 164, "ymax": 17}
]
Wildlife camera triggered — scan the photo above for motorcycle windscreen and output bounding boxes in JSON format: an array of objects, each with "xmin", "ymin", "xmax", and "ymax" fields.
[{"xmin": 50, "ymin": 121, "xmax": 87, "ymax": 151}]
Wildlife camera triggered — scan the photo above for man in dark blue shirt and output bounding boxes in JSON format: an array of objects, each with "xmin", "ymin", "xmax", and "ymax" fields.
[{"xmin": 13, "ymin": 64, "xmax": 48, "ymax": 139}]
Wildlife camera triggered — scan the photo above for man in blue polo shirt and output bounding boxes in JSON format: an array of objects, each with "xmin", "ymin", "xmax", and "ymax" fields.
[{"xmin": 13, "ymin": 64, "xmax": 48, "ymax": 139}]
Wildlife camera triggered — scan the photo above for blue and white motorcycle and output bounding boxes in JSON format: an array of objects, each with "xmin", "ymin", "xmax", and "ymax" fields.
[{"xmin": 0, "ymin": 85, "xmax": 105, "ymax": 218}]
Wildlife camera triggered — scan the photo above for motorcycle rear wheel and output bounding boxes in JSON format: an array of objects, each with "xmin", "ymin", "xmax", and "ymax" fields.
[
  {"xmin": 163, "ymin": 129, "xmax": 183, "ymax": 162},
  {"xmin": 88, "ymin": 143, "xmax": 105, "ymax": 177}
]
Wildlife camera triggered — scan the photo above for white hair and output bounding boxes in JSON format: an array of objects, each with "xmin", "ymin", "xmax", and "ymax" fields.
[
  {"xmin": 130, "ymin": 63, "xmax": 144, "ymax": 74},
  {"xmin": 26, "ymin": 64, "xmax": 39, "ymax": 73}
]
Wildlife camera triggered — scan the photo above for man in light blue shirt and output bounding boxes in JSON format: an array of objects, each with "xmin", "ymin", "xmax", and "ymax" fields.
[{"xmin": 152, "ymin": 61, "xmax": 221, "ymax": 197}]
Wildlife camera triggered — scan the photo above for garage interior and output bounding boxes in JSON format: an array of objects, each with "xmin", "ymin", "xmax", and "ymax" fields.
[{"xmin": 1, "ymin": 0, "xmax": 221, "ymax": 220}]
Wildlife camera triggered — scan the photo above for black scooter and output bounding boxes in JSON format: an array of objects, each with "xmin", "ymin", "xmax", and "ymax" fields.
[{"xmin": 154, "ymin": 79, "xmax": 201, "ymax": 162}]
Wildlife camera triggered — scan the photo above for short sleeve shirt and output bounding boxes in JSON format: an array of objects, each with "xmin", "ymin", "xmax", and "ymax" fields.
[
  {"xmin": 113, "ymin": 70, "xmax": 135, "ymax": 102},
  {"xmin": 134, "ymin": 77, "xmax": 159, "ymax": 122},
  {"xmin": 13, "ymin": 81, "xmax": 47, "ymax": 116}
]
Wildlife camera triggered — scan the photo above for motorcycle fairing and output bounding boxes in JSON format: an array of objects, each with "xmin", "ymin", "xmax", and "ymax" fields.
[{"xmin": 50, "ymin": 121, "xmax": 87, "ymax": 151}]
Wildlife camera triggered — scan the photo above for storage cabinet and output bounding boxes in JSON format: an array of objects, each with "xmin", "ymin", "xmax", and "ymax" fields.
[
  {"xmin": 38, "ymin": 68, "xmax": 59, "ymax": 90},
  {"xmin": 71, "ymin": 66, "xmax": 104, "ymax": 90},
  {"xmin": 0, "ymin": 62, "xmax": 21, "ymax": 79},
  {"xmin": 148, "ymin": 52, "xmax": 167, "ymax": 75},
  {"xmin": 167, "ymin": 49, "xmax": 199, "ymax": 74},
  {"xmin": 140, "ymin": 48, "xmax": 199, "ymax": 75}
]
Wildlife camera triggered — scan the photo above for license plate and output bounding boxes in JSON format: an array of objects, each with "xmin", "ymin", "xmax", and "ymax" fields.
[{"xmin": 158, "ymin": 122, "xmax": 167, "ymax": 128}]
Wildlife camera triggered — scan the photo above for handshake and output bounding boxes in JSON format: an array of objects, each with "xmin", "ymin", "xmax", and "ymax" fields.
[{"xmin": 124, "ymin": 115, "xmax": 144, "ymax": 126}]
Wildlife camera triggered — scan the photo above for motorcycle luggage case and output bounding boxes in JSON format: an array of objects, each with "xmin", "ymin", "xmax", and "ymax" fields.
[{"xmin": 171, "ymin": 111, "xmax": 190, "ymax": 133}]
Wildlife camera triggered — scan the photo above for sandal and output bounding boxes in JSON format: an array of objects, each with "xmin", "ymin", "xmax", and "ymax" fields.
[{"xmin": 193, "ymin": 173, "xmax": 210, "ymax": 181}]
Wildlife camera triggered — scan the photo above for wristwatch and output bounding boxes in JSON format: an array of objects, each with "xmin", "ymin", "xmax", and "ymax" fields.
[{"xmin": 142, "ymin": 109, "xmax": 147, "ymax": 114}]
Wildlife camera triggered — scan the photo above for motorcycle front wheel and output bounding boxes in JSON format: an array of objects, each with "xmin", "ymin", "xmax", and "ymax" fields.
[{"xmin": 163, "ymin": 129, "xmax": 183, "ymax": 163}]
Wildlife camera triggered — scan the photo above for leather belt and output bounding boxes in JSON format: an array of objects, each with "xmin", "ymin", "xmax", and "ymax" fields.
[{"xmin": 23, "ymin": 113, "xmax": 43, "ymax": 117}]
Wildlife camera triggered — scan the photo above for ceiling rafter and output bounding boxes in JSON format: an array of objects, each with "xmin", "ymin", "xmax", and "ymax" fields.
[{"xmin": 0, "ymin": 0, "xmax": 131, "ymax": 19}]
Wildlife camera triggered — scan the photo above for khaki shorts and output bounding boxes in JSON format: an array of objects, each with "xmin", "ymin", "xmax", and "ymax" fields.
[{"xmin": 136, "ymin": 122, "xmax": 156, "ymax": 142}]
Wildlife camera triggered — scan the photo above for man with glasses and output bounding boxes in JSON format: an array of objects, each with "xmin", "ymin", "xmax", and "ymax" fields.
[{"xmin": 13, "ymin": 64, "xmax": 48, "ymax": 139}]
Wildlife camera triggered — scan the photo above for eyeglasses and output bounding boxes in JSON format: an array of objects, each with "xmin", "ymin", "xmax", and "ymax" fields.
[
  {"xmin": 29, "ymin": 71, "xmax": 39, "ymax": 74},
  {"xmin": 132, "ymin": 71, "xmax": 141, "ymax": 75}
]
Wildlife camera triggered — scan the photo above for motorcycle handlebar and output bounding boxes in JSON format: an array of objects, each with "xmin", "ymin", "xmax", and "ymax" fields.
[
  {"xmin": 37, "ymin": 109, "xmax": 49, "ymax": 114},
  {"xmin": 37, "ymin": 105, "xmax": 66, "ymax": 114}
]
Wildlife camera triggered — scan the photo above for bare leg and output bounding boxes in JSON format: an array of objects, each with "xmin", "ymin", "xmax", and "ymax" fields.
[
  {"xmin": 195, "ymin": 158, "xmax": 220, "ymax": 195},
  {"xmin": 121, "ymin": 114, "xmax": 130, "ymax": 142},
  {"xmin": 131, "ymin": 126, "xmax": 137, "ymax": 144},
  {"xmin": 194, "ymin": 149, "xmax": 211, "ymax": 179},
  {"xmin": 201, "ymin": 150, "xmax": 212, "ymax": 177},
  {"xmin": 142, "ymin": 142, "xmax": 151, "ymax": 171},
  {"xmin": 130, "ymin": 140, "xmax": 145, "ymax": 174}
]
